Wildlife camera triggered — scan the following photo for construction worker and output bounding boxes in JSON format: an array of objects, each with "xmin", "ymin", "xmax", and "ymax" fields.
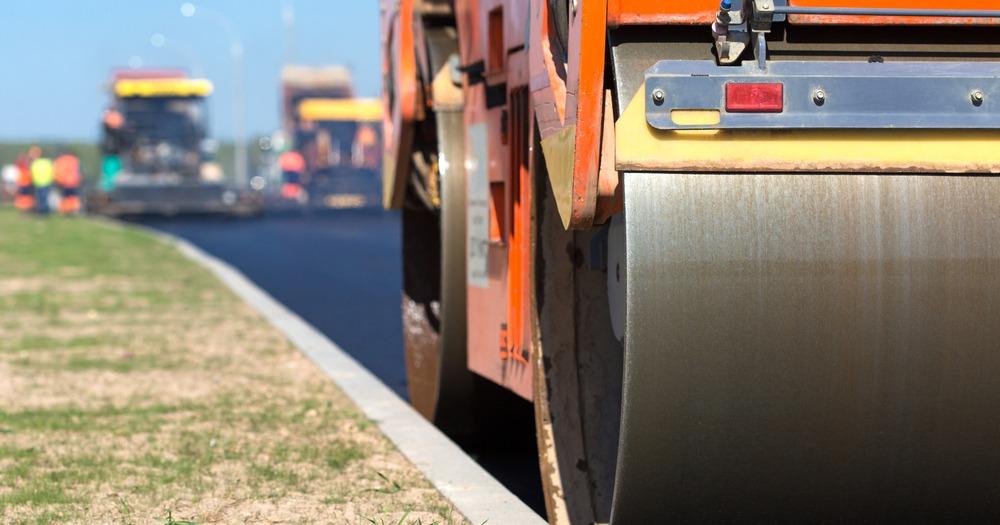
[
  {"xmin": 101, "ymin": 109, "xmax": 126, "ymax": 153},
  {"xmin": 100, "ymin": 109, "xmax": 126, "ymax": 193},
  {"xmin": 353, "ymin": 125, "xmax": 379, "ymax": 168},
  {"xmin": 278, "ymin": 149, "xmax": 305, "ymax": 200},
  {"xmin": 54, "ymin": 152, "xmax": 82, "ymax": 215},
  {"xmin": 13, "ymin": 151, "xmax": 35, "ymax": 211},
  {"xmin": 30, "ymin": 154, "xmax": 55, "ymax": 215},
  {"xmin": 100, "ymin": 155, "xmax": 122, "ymax": 192}
]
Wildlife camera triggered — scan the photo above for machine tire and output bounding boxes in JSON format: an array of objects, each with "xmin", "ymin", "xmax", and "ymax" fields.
[
  {"xmin": 400, "ymin": 202, "xmax": 444, "ymax": 421},
  {"xmin": 400, "ymin": 111, "xmax": 475, "ymax": 437}
]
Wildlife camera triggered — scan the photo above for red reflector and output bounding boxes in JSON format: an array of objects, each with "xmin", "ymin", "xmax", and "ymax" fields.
[{"xmin": 725, "ymin": 83, "xmax": 783, "ymax": 113}]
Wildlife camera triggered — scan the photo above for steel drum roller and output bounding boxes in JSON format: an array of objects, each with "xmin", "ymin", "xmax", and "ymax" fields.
[{"xmin": 611, "ymin": 171, "xmax": 1000, "ymax": 522}]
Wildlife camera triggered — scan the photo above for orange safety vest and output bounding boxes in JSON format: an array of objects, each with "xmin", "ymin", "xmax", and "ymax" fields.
[
  {"xmin": 16, "ymin": 167, "xmax": 33, "ymax": 187},
  {"xmin": 54, "ymin": 155, "xmax": 81, "ymax": 188},
  {"xmin": 357, "ymin": 125, "xmax": 377, "ymax": 147},
  {"xmin": 15, "ymin": 156, "xmax": 32, "ymax": 187}
]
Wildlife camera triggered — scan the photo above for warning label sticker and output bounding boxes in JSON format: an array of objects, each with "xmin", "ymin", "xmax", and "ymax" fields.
[{"xmin": 467, "ymin": 123, "xmax": 489, "ymax": 288}]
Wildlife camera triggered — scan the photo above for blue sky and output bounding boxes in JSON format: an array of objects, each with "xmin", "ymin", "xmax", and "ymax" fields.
[{"xmin": 0, "ymin": 1, "xmax": 380, "ymax": 141}]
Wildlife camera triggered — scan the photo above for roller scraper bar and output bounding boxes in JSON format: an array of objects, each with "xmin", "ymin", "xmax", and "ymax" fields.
[
  {"xmin": 771, "ymin": 5, "xmax": 1000, "ymax": 17},
  {"xmin": 645, "ymin": 60, "xmax": 1000, "ymax": 130}
]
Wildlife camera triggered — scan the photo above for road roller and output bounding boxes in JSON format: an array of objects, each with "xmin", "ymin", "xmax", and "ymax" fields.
[{"xmin": 381, "ymin": 0, "xmax": 1000, "ymax": 521}]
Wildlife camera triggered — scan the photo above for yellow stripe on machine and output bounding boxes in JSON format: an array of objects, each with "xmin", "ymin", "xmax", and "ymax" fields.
[
  {"xmin": 298, "ymin": 98, "xmax": 383, "ymax": 122},
  {"xmin": 616, "ymin": 82, "xmax": 1000, "ymax": 174},
  {"xmin": 114, "ymin": 78, "xmax": 214, "ymax": 98}
]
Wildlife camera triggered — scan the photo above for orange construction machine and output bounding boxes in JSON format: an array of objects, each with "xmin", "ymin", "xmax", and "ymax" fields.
[
  {"xmin": 281, "ymin": 65, "xmax": 382, "ymax": 208},
  {"xmin": 383, "ymin": 1, "xmax": 1000, "ymax": 522}
]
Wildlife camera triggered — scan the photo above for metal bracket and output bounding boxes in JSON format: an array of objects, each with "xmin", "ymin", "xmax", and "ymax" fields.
[
  {"xmin": 645, "ymin": 60, "xmax": 1000, "ymax": 130},
  {"xmin": 712, "ymin": 1, "xmax": 749, "ymax": 65},
  {"xmin": 712, "ymin": 1, "xmax": 1000, "ymax": 68},
  {"xmin": 712, "ymin": 0, "xmax": 785, "ymax": 67},
  {"xmin": 749, "ymin": 0, "xmax": 775, "ymax": 32}
]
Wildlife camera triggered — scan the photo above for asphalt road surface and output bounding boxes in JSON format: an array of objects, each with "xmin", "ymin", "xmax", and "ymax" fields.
[{"xmin": 135, "ymin": 208, "xmax": 545, "ymax": 516}]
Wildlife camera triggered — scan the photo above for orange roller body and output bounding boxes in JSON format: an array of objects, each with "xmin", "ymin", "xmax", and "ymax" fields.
[{"xmin": 381, "ymin": 0, "xmax": 1000, "ymax": 522}]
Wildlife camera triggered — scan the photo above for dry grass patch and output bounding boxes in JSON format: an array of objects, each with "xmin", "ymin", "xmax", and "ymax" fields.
[{"xmin": 0, "ymin": 209, "xmax": 465, "ymax": 525}]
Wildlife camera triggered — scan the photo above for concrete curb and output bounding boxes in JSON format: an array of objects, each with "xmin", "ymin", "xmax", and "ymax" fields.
[{"xmin": 142, "ymin": 225, "xmax": 546, "ymax": 525}]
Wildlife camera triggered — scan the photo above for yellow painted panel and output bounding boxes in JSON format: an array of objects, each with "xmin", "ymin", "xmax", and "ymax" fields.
[
  {"xmin": 616, "ymin": 82, "xmax": 1000, "ymax": 174},
  {"xmin": 671, "ymin": 110, "xmax": 720, "ymax": 126},
  {"xmin": 298, "ymin": 98, "xmax": 383, "ymax": 122},
  {"xmin": 114, "ymin": 79, "xmax": 213, "ymax": 98}
]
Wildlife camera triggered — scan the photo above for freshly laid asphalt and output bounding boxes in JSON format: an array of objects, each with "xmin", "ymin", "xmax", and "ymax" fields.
[
  {"xmin": 139, "ymin": 209, "xmax": 408, "ymax": 397},
  {"xmin": 134, "ymin": 208, "xmax": 545, "ymax": 515}
]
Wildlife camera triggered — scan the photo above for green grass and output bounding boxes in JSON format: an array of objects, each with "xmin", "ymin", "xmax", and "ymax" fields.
[
  {"xmin": 0, "ymin": 485, "xmax": 76, "ymax": 508},
  {"xmin": 0, "ymin": 394, "xmax": 374, "ymax": 502},
  {"xmin": 0, "ymin": 402, "xmax": 200, "ymax": 434},
  {"xmin": 0, "ymin": 334, "xmax": 130, "ymax": 353},
  {"xmin": 8, "ymin": 509, "xmax": 72, "ymax": 525},
  {"xmin": 158, "ymin": 510, "xmax": 197, "ymax": 525},
  {"xmin": 11, "ymin": 353, "xmax": 182, "ymax": 373},
  {"xmin": 324, "ymin": 441, "xmax": 367, "ymax": 470},
  {"xmin": 0, "ymin": 212, "xmax": 222, "ymax": 304},
  {"xmin": 250, "ymin": 463, "xmax": 301, "ymax": 486},
  {"xmin": 0, "ymin": 208, "xmax": 458, "ymax": 523}
]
